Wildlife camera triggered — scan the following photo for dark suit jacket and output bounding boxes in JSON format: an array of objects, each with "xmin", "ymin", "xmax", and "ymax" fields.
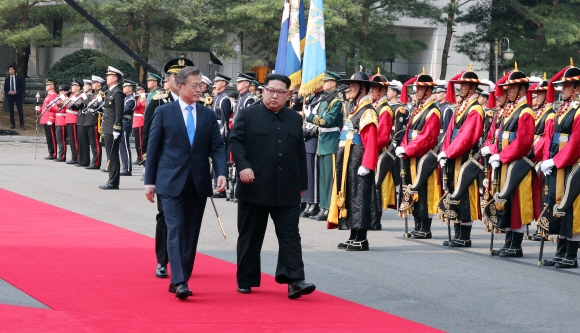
[
  {"xmin": 142, "ymin": 92, "xmax": 174, "ymax": 154},
  {"xmin": 145, "ymin": 101, "xmax": 227, "ymax": 199},
  {"xmin": 4, "ymin": 75, "xmax": 24, "ymax": 97},
  {"xmin": 229, "ymin": 104, "xmax": 308, "ymax": 207}
]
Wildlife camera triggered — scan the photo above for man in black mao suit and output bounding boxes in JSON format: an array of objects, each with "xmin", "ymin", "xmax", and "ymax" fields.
[
  {"xmin": 229, "ymin": 73, "xmax": 316, "ymax": 299},
  {"xmin": 145, "ymin": 66, "xmax": 227, "ymax": 300},
  {"xmin": 4, "ymin": 65, "xmax": 25, "ymax": 130}
]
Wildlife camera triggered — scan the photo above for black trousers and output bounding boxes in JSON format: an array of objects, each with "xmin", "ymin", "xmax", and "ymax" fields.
[
  {"xmin": 87, "ymin": 126, "xmax": 102, "ymax": 167},
  {"xmin": 155, "ymin": 194, "xmax": 168, "ymax": 266},
  {"xmin": 66, "ymin": 123, "xmax": 78, "ymax": 162},
  {"xmin": 6, "ymin": 95, "xmax": 23, "ymax": 126},
  {"xmin": 303, "ymin": 152, "xmax": 319, "ymax": 203},
  {"xmin": 159, "ymin": 173, "xmax": 206, "ymax": 285},
  {"xmin": 119, "ymin": 129, "xmax": 132, "ymax": 173},
  {"xmin": 236, "ymin": 201, "xmax": 305, "ymax": 288},
  {"xmin": 55, "ymin": 125, "xmax": 67, "ymax": 160},
  {"xmin": 77, "ymin": 124, "xmax": 90, "ymax": 166},
  {"xmin": 103, "ymin": 134, "xmax": 120, "ymax": 186},
  {"xmin": 133, "ymin": 127, "xmax": 143, "ymax": 162},
  {"xmin": 43, "ymin": 124, "xmax": 57, "ymax": 159}
]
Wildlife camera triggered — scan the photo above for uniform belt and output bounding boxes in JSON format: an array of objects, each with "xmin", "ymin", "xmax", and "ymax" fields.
[
  {"xmin": 339, "ymin": 130, "xmax": 362, "ymax": 145},
  {"xmin": 319, "ymin": 127, "xmax": 340, "ymax": 133},
  {"xmin": 56, "ymin": 113, "xmax": 67, "ymax": 117},
  {"xmin": 552, "ymin": 133, "xmax": 569, "ymax": 144},
  {"xmin": 133, "ymin": 114, "xmax": 144, "ymax": 117},
  {"xmin": 66, "ymin": 110, "xmax": 78, "ymax": 115},
  {"xmin": 217, "ymin": 120, "xmax": 221, "ymax": 124}
]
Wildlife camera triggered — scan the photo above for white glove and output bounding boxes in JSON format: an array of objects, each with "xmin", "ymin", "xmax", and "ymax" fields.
[
  {"xmin": 96, "ymin": 96, "xmax": 103, "ymax": 102},
  {"xmin": 395, "ymin": 146, "xmax": 406, "ymax": 158},
  {"xmin": 481, "ymin": 146, "xmax": 491, "ymax": 156},
  {"xmin": 35, "ymin": 106, "xmax": 40, "ymax": 112},
  {"xmin": 70, "ymin": 96, "xmax": 78, "ymax": 103},
  {"xmin": 81, "ymin": 93, "xmax": 87, "ymax": 100},
  {"xmin": 357, "ymin": 166, "xmax": 370, "ymax": 176},
  {"xmin": 489, "ymin": 154, "xmax": 501, "ymax": 169},
  {"xmin": 47, "ymin": 121, "xmax": 53, "ymax": 126},
  {"xmin": 392, "ymin": 141, "xmax": 397, "ymax": 148},
  {"xmin": 437, "ymin": 151, "xmax": 447, "ymax": 161},
  {"xmin": 439, "ymin": 158, "xmax": 447, "ymax": 167},
  {"xmin": 541, "ymin": 159, "xmax": 555, "ymax": 176},
  {"xmin": 113, "ymin": 131, "xmax": 121, "ymax": 140}
]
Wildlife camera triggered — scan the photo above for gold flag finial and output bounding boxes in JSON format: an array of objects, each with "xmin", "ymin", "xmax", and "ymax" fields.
[
  {"xmin": 377, "ymin": 67, "xmax": 381, "ymax": 75},
  {"xmin": 503, "ymin": 71, "xmax": 506, "ymax": 76},
  {"xmin": 571, "ymin": 57, "xmax": 574, "ymax": 67},
  {"xmin": 514, "ymin": 62, "xmax": 518, "ymax": 71},
  {"xmin": 422, "ymin": 67, "xmax": 426, "ymax": 75},
  {"xmin": 543, "ymin": 72, "xmax": 547, "ymax": 81},
  {"xmin": 469, "ymin": 62, "xmax": 472, "ymax": 71}
]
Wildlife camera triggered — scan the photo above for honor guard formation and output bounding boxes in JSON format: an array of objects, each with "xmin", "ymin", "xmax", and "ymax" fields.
[{"xmin": 36, "ymin": 57, "xmax": 580, "ymax": 278}]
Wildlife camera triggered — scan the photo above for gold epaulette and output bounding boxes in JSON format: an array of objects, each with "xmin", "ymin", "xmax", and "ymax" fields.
[
  {"xmin": 396, "ymin": 106, "xmax": 406, "ymax": 115},
  {"xmin": 153, "ymin": 91, "xmax": 169, "ymax": 101},
  {"xmin": 360, "ymin": 108, "xmax": 378, "ymax": 131},
  {"xmin": 486, "ymin": 110, "xmax": 494, "ymax": 117}
]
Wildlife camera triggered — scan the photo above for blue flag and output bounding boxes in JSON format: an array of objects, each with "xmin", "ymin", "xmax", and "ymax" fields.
[
  {"xmin": 274, "ymin": 0, "xmax": 290, "ymax": 75},
  {"xmin": 299, "ymin": 0, "xmax": 326, "ymax": 96},
  {"xmin": 285, "ymin": 0, "xmax": 305, "ymax": 88}
]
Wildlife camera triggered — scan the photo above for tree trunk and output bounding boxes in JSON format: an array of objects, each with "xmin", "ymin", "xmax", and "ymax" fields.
[
  {"xmin": 127, "ymin": 13, "xmax": 141, "ymax": 79},
  {"xmin": 139, "ymin": 12, "xmax": 151, "ymax": 83},
  {"xmin": 440, "ymin": 0, "xmax": 457, "ymax": 80}
]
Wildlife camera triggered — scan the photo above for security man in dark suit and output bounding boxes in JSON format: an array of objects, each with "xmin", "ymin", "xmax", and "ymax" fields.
[
  {"xmin": 99, "ymin": 66, "xmax": 125, "ymax": 190},
  {"xmin": 229, "ymin": 73, "xmax": 316, "ymax": 299},
  {"xmin": 4, "ymin": 65, "xmax": 25, "ymax": 130}
]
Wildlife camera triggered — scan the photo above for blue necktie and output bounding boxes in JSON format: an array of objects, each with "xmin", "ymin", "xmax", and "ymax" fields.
[{"xmin": 186, "ymin": 105, "xmax": 195, "ymax": 147}]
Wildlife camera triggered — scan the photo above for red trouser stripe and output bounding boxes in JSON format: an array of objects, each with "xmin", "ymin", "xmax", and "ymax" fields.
[
  {"xmin": 94, "ymin": 127, "xmax": 101, "ymax": 167},
  {"xmin": 50, "ymin": 126, "xmax": 57, "ymax": 158}
]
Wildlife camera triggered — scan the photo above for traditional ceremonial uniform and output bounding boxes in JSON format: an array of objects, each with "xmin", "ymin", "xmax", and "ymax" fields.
[
  {"xmin": 132, "ymin": 85, "xmax": 146, "ymax": 164},
  {"xmin": 75, "ymin": 79, "xmax": 93, "ymax": 167},
  {"xmin": 39, "ymin": 79, "xmax": 59, "ymax": 160},
  {"xmin": 99, "ymin": 67, "xmax": 125, "ymax": 189},
  {"xmin": 329, "ymin": 72, "xmax": 379, "ymax": 251},
  {"xmin": 65, "ymin": 79, "xmax": 86, "ymax": 164},
  {"xmin": 487, "ymin": 69, "xmax": 541, "ymax": 257},
  {"xmin": 388, "ymin": 80, "xmax": 407, "ymax": 192},
  {"xmin": 397, "ymin": 73, "xmax": 441, "ymax": 239},
  {"xmin": 54, "ymin": 85, "xmax": 71, "ymax": 162},
  {"xmin": 305, "ymin": 71, "xmax": 344, "ymax": 221},
  {"xmin": 438, "ymin": 70, "xmax": 486, "ymax": 247},
  {"xmin": 539, "ymin": 64, "xmax": 580, "ymax": 268},
  {"xmin": 83, "ymin": 76, "xmax": 105, "ymax": 170},
  {"xmin": 435, "ymin": 82, "xmax": 453, "ymax": 142},
  {"xmin": 120, "ymin": 80, "xmax": 136, "ymax": 175},
  {"xmin": 529, "ymin": 75, "xmax": 555, "ymax": 162}
]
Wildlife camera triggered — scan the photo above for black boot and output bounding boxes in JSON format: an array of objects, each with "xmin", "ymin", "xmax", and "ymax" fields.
[
  {"xmin": 500, "ymin": 231, "xmax": 524, "ymax": 257},
  {"xmin": 555, "ymin": 240, "xmax": 579, "ymax": 268},
  {"xmin": 300, "ymin": 202, "xmax": 307, "ymax": 213},
  {"xmin": 311, "ymin": 208, "xmax": 328, "ymax": 221},
  {"xmin": 308, "ymin": 204, "xmax": 321, "ymax": 218},
  {"xmin": 543, "ymin": 238, "xmax": 567, "ymax": 266},
  {"xmin": 409, "ymin": 218, "xmax": 421, "ymax": 236},
  {"xmin": 491, "ymin": 230, "xmax": 512, "ymax": 256},
  {"xmin": 443, "ymin": 223, "xmax": 461, "ymax": 246},
  {"xmin": 449, "ymin": 224, "xmax": 472, "ymax": 247},
  {"xmin": 347, "ymin": 229, "xmax": 369, "ymax": 251},
  {"xmin": 300, "ymin": 204, "xmax": 313, "ymax": 218},
  {"xmin": 338, "ymin": 229, "xmax": 357, "ymax": 249},
  {"xmin": 412, "ymin": 218, "xmax": 432, "ymax": 239}
]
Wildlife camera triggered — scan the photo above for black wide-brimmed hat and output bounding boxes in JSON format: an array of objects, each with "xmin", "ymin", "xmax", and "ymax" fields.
[
  {"xmin": 369, "ymin": 74, "xmax": 389, "ymax": 87},
  {"xmin": 449, "ymin": 71, "xmax": 489, "ymax": 86},
  {"xmin": 528, "ymin": 73, "xmax": 549, "ymax": 93},
  {"xmin": 410, "ymin": 69, "xmax": 437, "ymax": 86},
  {"xmin": 498, "ymin": 64, "xmax": 529, "ymax": 86},
  {"xmin": 338, "ymin": 71, "xmax": 371, "ymax": 85},
  {"xmin": 553, "ymin": 66, "xmax": 580, "ymax": 84}
]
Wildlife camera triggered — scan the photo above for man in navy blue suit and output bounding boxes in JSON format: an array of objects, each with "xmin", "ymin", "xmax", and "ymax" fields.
[
  {"xmin": 145, "ymin": 66, "xmax": 227, "ymax": 300},
  {"xmin": 4, "ymin": 65, "xmax": 25, "ymax": 130}
]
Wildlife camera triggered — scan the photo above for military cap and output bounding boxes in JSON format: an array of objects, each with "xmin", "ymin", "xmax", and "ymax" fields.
[
  {"xmin": 105, "ymin": 66, "xmax": 124, "ymax": 77},
  {"xmin": 236, "ymin": 72, "xmax": 255, "ymax": 82},
  {"xmin": 388, "ymin": 80, "xmax": 403, "ymax": 93},
  {"xmin": 123, "ymin": 79, "xmax": 137, "ymax": 87},
  {"xmin": 338, "ymin": 71, "xmax": 371, "ymax": 85},
  {"xmin": 58, "ymin": 85, "xmax": 70, "ymax": 91},
  {"xmin": 147, "ymin": 73, "xmax": 162, "ymax": 82},
  {"xmin": 251, "ymin": 80, "xmax": 261, "ymax": 87},
  {"xmin": 45, "ymin": 78, "xmax": 56, "ymax": 86},
  {"xmin": 214, "ymin": 72, "xmax": 231, "ymax": 83},
  {"xmin": 528, "ymin": 73, "xmax": 548, "ymax": 93},
  {"xmin": 433, "ymin": 80, "xmax": 447, "ymax": 93},
  {"xmin": 323, "ymin": 70, "xmax": 342, "ymax": 81},
  {"xmin": 91, "ymin": 75, "xmax": 105, "ymax": 83},
  {"xmin": 201, "ymin": 75, "xmax": 213, "ymax": 86},
  {"xmin": 136, "ymin": 83, "xmax": 146, "ymax": 90},
  {"xmin": 71, "ymin": 78, "xmax": 83, "ymax": 86},
  {"xmin": 83, "ymin": 79, "xmax": 92, "ymax": 85},
  {"xmin": 164, "ymin": 57, "xmax": 194, "ymax": 74}
]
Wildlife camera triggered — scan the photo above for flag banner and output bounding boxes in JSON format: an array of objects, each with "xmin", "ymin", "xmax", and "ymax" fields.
[
  {"xmin": 274, "ymin": 0, "xmax": 290, "ymax": 74},
  {"xmin": 299, "ymin": 0, "xmax": 325, "ymax": 96},
  {"xmin": 285, "ymin": 0, "xmax": 305, "ymax": 88}
]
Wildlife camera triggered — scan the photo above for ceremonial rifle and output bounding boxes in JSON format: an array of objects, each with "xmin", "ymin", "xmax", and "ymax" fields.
[
  {"xmin": 538, "ymin": 180, "xmax": 550, "ymax": 266},
  {"xmin": 488, "ymin": 168, "xmax": 500, "ymax": 255},
  {"xmin": 398, "ymin": 156, "xmax": 411, "ymax": 238},
  {"xmin": 441, "ymin": 164, "xmax": 452, "ymax": 244}
]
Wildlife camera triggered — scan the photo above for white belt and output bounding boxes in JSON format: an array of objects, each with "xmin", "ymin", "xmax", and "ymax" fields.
[
  {"xmin": 217, "ymin": 120, "xmax": 221, "ymax": 124},
  {"xmin": 66, "ymin": 110, "xmax": 78, "ymax": 115},
  {"xmin": 318, "ymin": 127, "xmax": 340, "ymax": 133},
  {"xmin": 56, "ymin": 113, "xmax": 67, "ymax": 117},
  {"xmin": 134, "ymin": 114, "xmax": 144, "ymax": 117}
]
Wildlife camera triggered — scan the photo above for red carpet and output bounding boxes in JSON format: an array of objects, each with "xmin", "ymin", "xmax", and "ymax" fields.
[{"xmin": 0, "ymin": 188, "xmax": 442, "ymax": 332}]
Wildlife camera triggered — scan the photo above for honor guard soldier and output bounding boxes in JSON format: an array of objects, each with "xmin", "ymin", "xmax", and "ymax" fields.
[
  {"xmin": 200, "ymin": 75, "xmax": 214, "ymax": 107},
  {"xmin": 235, "ymin": 72, "xmax": 257, "ymax": 114},
  {"xmin": 482, "ymin": 65, "xmax": 541, "ymax": 257},
  {"xmin": 305, "ymin": 71, "xmax": 344, "ymax": 221},
  {"xmin": 65, "ymin": 78, "xmax": 87, "ymax": 164},
  {"xmin": 54, "ymin": 85, "xmax": 71, "ymax": 162},
  {"xmin": 329, "ymin": 72, "xmax": 379, "ymax": 251},
  {"xmin": 388, "ymin": 80, "xmax": 407, "ymax": 191},
  {"xmin": 529, "ymin": 73, "xmax": 556, "ymax": 162},
  {"xmin": 83, "ymin": 76, "xmax": 105, "ymax": 170},
  {"xmin": 132, "ymin": 84, "xmax": 146, "ymax": 164},
  {"xmin": 396, "ymin": 71, "xmax": 441, "ymax": 239},
  {"xmin": 438, "ymin": 68, "xmax": 486, "ymax": 247},
  {"xmin": 76, "ymin": 79, "xmax": 93, "ymax": 167},
  {"xmin": 475, "ymin": 83, "xmax": 496, "ymax": 146},
  {"xmin": 99, "ymin": 66, "xmax": 125, "ymax": 190},
  {"xmin": 120, "ymin": 79, "xmax": 136, "ymax": 176},
  {"xmin": 434, "ymin": 80, "xmax": 453, "ymax": 142},
  {"xmin": 38, "ymin": 79, "xmax": 59, "ymax": 160},
  {"xmin": 211, "ymin": 72, "xmax": 233, "ymax": 198},
  {"xmin": 300, "ymin": 84, "xmax": 323, "ymax": 218},
  {"xmin": 146, "ymin": 73, "xmax": 162, "ymax": 106},
  {"xmin": 539, "ymin": 62, "xmax": 580, "ymax": 268},
  {"xmin": 141, "ymin": 57, "xmax": 193, "ymax": 280}
]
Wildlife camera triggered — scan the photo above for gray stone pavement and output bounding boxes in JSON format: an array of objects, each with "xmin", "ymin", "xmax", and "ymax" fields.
[{"xmin": 1, "ymin": 141, "xmax": 579, "ymax": 332}]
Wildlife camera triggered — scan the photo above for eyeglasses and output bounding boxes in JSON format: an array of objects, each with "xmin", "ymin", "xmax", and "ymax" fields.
[
  {"xmin": 181, "ymin": 83, "xmax": 207, "ymax": 90},
  {"xmin": 263, "ymin": 87, "xmax": 289, "ymax": 96}
]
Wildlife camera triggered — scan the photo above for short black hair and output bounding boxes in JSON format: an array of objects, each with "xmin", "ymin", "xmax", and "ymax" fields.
[
  {"xmin": 7, "ymin": 65, "xmax": 15, "ymax": 70},
  {"xmin": 264, "ymin": 74, "xmax": 291, "ymax": 89}
]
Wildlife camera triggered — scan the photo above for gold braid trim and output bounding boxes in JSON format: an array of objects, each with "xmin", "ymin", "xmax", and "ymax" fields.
[{"xmin": 359, "ymin": 108, "xmax": 378, "ymax": 132}]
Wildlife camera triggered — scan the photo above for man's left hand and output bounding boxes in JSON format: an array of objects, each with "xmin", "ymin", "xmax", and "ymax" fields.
[
  {"xmin": 215, "ymin": 176, "xmax": 227, "ymax": 192},
  {"xmin": 300, "ymin": 190, "xmax": 306, "ymax": 198}
]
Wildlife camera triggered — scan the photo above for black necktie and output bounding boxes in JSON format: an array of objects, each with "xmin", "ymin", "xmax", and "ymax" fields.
[{"xmin": 11, "ymin": 77, "xmax": 15, "ymax": 92}]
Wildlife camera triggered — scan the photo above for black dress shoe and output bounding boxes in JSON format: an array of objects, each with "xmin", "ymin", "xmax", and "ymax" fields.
[
  {"xmin": 155, "ymin": 264, "xmax": 168, "ymax": 278},
  {"xmin": 499, "ymin": 247, "xmax": 523, "ymax": 257},
  {"xmin": 288, "ymin": 280, "xmax": 316, "ymax": 299},
  {"xmin": 120, "ymin": 171, "xmax": 132, "ymax": 176},
  {"xmin": 542, "ymin": 258, "xmax": 563, "ymax": 266},
  {"xmin": 132, "ymin": 160, "xmax": 141, "ymax": 165},
  {"xmin": 175, "ymin": 284, "xmax": 191, "ymax": 300},
  {"xmin": 308, "ymin": 204, "xmax": 320, "ymax": 217},
  {"xmin": 20, "ymin": 125, "xmax": 25, "ymax": 130},
  {"xmin": 169, "ymin": 282, "xmax": 193, "ymax": 296},
  {"xmin": 10, "ymin": 124, "xmax": 15, "ymax": 129},
  {"xmin": 554, "ymin": 259, "xmax": 578, "ymax": 268},
  {"xmin": 346, "ymin": 239, "xmax": 369, "ymax": 251},
  {"xmin": 300, "ymin": 204, "xmax": 313, "ymax": 218},
  {"xmin": 98, "ymin": 183, "xmax": 119, "ymax": 190},
  {"xmin": 66, "ymin": 160, "xmax": 78, "ymax": 164},
  {"xmin": 85, "ymin": 165, "xmax": 99, "ymax": 169},
  {"xmin": 76, "ymin": 164, "xmax": 88, "ymax": 167},
  {"xmin": 54, "ymin": 158, "xmax": 65, "ymax": 162},
  {"xmin": 230, "ymin": 198, "xmax": 239, "ymax": 203},
  {"xmin": 237, "ymin": 287, "xmax": 251, "ymax": 294},
  {"xmin": 411, "ymin": 231, "xmax": 432, "ymax": 239},
  {"xmin": 212, "ymin": 191, "xmax": 227, "ymax": 198},
  {"xmin": 44, "ymin": 156, "xmax": 54, "ymax": 160}
]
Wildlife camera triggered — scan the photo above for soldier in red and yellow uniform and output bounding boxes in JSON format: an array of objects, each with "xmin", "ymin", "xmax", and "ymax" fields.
[
  {"xmin": 65, "ymin": 78, "xmax": 86, "ymax": 164},
  {"xmin": 529, "ymin": 74, "xmax": 556, "ymax": 162},
  {"xmin": 438, "ymin": 68, "xmax": 486, "ymax": 247},
  {"xmin": 38, "ymin": 79, "xmax": 59, "ymax": 160},
  {"xmin": 395, "ymin": 71, "xmax": 441, "ymax": 239},
  {"xmin": 539, "ymin": 63, "xmax": 580, "ymax": 268},
  {"xmin": 483, "ymin": 68, "xmax": 541, "ymax": 257},
  {"xmin": 54, "ymin": 85, "xmax": 71, "ymax": 162}
]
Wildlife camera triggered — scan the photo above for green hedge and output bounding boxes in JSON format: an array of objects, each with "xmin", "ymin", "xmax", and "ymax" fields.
[{"xmin": 44, "ymin": 49, "xmax": 138, "ymax": 86}]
